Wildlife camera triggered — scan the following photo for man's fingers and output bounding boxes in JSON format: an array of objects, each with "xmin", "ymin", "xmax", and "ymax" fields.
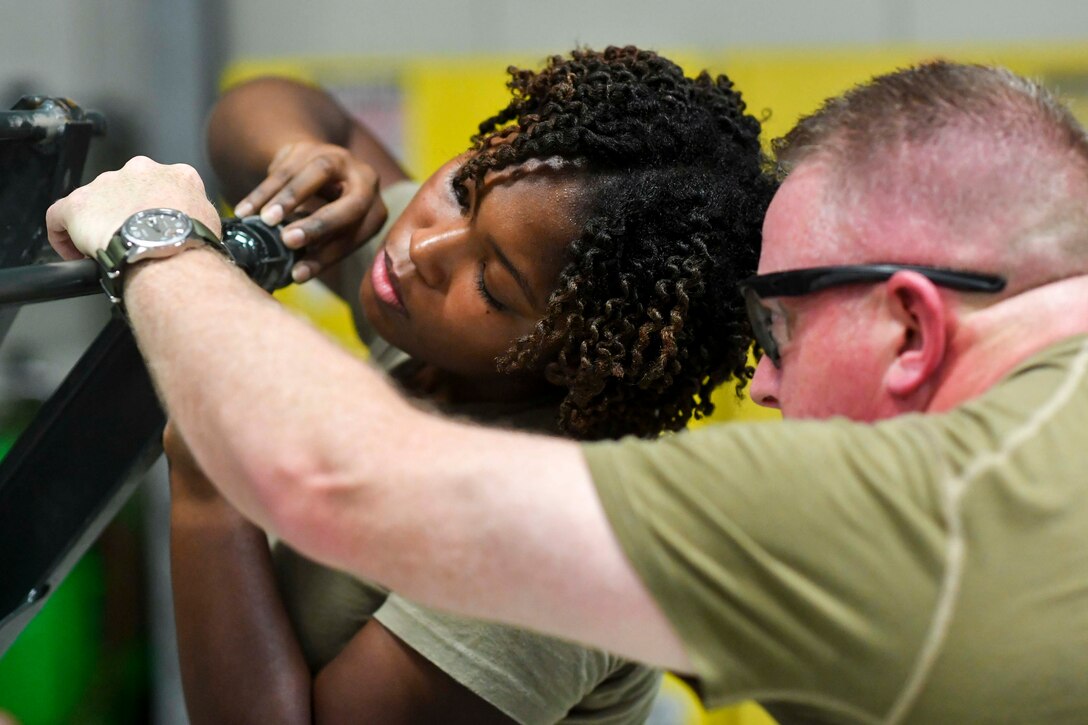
[
  {"xmin": 47, "ymin": 229, "xmax": 83, "ymax": 261},
  {"xmin": 45, "ymin": 199, "xmax": 79, "ymax": 259},
  {"xmin": 45, "ymin": 195, "xmax": 96, "ymax": 260}
]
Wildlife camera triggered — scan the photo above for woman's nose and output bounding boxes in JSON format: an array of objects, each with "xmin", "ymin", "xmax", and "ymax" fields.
[{"xmin": 408, "ymin": 223, "xmax": 470, "ymax": 289}]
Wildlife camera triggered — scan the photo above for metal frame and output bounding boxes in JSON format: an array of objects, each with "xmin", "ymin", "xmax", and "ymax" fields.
[
  {"xmin": 0, "ymin": 96, "xmax": 163, "ymax": 656},
  {"xmin": 0, "ymin": 317, "xmax": 163, "ymax": 655}
]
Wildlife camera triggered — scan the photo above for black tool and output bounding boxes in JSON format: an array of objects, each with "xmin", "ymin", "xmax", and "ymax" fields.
[{"xmin": 0, "ymin": 216, "xmax": 298, "ymax": 307}]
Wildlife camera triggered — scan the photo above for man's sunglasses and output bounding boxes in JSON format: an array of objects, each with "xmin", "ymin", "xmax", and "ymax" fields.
[{"xmin": 738, "ymin": 264, "xmax": 1007, "ymax": 367}]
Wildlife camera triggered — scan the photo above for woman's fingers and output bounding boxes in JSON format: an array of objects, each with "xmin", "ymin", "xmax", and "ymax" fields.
[
  {"xmin": 290, "ymin": 195, "xmax": 389, "ymax": 283},
  {"xmin": 231, "ymin": 141, "xmax": 388, "ymax": 283},
  {"xmin": 281, "ymin": 171, "xmax": 380, "ymax": 246}
]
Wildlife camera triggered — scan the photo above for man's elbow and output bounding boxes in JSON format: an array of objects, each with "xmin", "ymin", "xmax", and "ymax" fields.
[{"xmin": 254, "ymin": 450, "xmax": 377, "ymax": 570}]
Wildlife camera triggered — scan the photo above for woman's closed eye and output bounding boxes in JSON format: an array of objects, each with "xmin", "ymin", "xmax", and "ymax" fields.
[{"xmin": 476, "ymin": 261, "xmax": 507, "ymax": 311}]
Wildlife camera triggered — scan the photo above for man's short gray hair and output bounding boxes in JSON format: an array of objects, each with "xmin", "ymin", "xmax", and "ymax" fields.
[
  {"xmin": 773, "ymin": 60, "xmax": 1088, "ymax": 288},
  {"xmin": 774, "ymin": 60, "xmax": 1088, "ymax": 175}
]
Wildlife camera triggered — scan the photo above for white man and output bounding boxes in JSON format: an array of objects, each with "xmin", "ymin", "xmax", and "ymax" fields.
[{"xmin": 46, "ymin": 61, "xmax": 1088, "ymax": 722}]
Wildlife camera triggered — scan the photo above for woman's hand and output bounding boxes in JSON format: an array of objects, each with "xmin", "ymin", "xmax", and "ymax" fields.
[{"xmin": 233, "ymin": 141, "xmax": 389, "ymax": 283}]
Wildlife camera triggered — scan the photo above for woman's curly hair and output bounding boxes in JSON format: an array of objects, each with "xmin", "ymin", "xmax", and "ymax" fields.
[{"xmin": 453, "ymin": 46, "xmax": 777, "ymax": 440}]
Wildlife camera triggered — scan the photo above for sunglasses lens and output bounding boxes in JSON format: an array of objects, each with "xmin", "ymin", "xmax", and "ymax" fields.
[{"xmin": 743, "ymin": 288, "xmax": 780, "ymax": 367}]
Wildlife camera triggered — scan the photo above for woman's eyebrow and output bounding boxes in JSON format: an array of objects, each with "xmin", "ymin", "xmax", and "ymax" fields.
[{"xmin": 490, "ymin": 238, "xmax": 536, "ymax": 307}]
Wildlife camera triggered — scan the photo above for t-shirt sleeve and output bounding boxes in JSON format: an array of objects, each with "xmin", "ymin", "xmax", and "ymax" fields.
[
  {"xmin": 373, "ymin": 594, "xmax": 660, "ymax": 725},
  {"xmin": 582, "ymin": 416, "xmax": 951, "ymax": 716}
]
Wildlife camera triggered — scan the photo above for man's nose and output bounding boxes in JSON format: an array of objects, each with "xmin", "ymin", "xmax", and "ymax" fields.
[
  {"xmin": 749, "ymin": 355, "xmax": 781, "ymax": 409},
  {"xmin": 408, "ymin": 223, "xmax": 470, "ymax": 289}
]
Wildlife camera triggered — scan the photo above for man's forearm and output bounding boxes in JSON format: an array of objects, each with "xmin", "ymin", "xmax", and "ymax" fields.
[
  {"xmin": 126, "ymin": 248, "xmax": 410, "ymax": 531},
  {"xmin": 123, "ymin": 247, "xmax": 689, "ymax": 670}
]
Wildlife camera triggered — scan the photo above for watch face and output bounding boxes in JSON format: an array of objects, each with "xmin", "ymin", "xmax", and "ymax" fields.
[{"xmin": 122, "ymin": 208, "xmax": 193, "ymax": 246}]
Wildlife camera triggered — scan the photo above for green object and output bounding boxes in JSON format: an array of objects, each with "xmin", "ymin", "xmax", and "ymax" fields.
[
  {"xmin": 0, "ymin": 553, "xmax": 104, "ymax": 725},
  {"xmin": 0, "ymin": 397, "xmax": 151, "ymax": 724},
  {"xmin": 0, "ymin": 399, "xmax": 103, "ymax": 724}
]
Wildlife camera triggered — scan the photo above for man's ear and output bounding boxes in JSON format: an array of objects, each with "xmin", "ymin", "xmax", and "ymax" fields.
[{"xmin": 883, "ymin": 271, "xmax": 949, "ymax": 399}]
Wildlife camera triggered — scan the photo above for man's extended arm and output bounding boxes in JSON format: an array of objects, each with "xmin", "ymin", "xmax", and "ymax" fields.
[{"xmin": 45, "ymin": 158, "xmax": 692, "ymax": 671}]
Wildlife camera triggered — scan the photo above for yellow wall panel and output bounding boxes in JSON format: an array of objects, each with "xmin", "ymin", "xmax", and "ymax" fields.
[
  {"xmin": 401, "ymin": 56, "xmax": 534, "ymax": 176},
  {"xmin": 714, "ymin": 43, "xmax": 1088, "ymax": 144}
]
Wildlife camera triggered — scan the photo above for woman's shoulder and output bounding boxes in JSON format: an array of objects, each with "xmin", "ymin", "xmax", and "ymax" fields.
[{"xmin": 374, "ymin": 593, "xmax": 661, "ymax": 724}]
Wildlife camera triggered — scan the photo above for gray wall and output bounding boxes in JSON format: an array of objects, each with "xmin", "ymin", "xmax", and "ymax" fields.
[
  {"xmin": 4, "ymin": 0, "xmax": 1088, "ymax": 172},
  {"xmin": 227, "ymin": 0, "xmax": 1088, "ymax": 58}
]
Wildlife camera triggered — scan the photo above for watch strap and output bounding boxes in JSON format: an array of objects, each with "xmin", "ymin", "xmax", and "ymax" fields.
[
  {"xmin": 97, "ymin": 214, "xmax": 229, "ymax": 313},
  {"xmin": 96, "ymin": 234, "xmax": 130, "ymax": 306},
  {"xmin": 189, "ymin": 217, "xmax": 226, "ymax": 253}
]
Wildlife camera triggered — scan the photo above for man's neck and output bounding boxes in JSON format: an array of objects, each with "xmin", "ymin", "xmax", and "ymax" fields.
[{"xmin": 928, "ymin": 274, "xmax": 1088, "ymax": 412}]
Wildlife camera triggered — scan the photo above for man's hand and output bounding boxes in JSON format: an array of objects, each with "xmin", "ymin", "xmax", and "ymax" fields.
[
  {"xmin": 45, "ymin": 156, "xmax": 221, "ymax": 261},
  {"xmin": 232, "ymin": 141, "xmax": 388, "ymax": 282}
]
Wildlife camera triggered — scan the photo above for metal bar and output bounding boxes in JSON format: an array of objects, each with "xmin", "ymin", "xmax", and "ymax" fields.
[
  {"xmin": 0, "ymin": 260, "xmax": 101, "ymax": 306},
  {"xmin": 0, "ymin": 316, "xmax": 164, "ymax": 656}
]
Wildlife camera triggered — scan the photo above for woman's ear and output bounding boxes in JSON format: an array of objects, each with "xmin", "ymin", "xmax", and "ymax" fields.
[{"xmin": 883, "ymin": 271, "xmax": 950, "ymax": 399}]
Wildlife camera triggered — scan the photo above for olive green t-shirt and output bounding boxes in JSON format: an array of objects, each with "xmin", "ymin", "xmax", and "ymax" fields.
[
  {"xmin": 585, "ymin": 335, "xmax": 1088, "ymax": 724},
  {"xmin": 274, "ymin": 180, "xmax": 661, "ymax": 725}
]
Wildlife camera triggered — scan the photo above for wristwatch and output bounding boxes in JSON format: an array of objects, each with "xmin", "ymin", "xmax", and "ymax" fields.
[{"xmin": 97, "ymin": 208, "xmax": 226, "ymax": 308}]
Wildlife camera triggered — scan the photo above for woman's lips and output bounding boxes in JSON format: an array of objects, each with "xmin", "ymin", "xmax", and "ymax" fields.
[{"xmin": 371, "ymin": 250, "xmax": 407, "ymax": 314}]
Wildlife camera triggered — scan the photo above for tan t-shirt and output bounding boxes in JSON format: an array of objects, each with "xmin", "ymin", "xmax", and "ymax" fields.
[
  {"xmin": 584, "ymin": 336, "xmax": 1088, "ymax": 724},
  {"xmin": 274, "ymin": 181, "xmax": 661, "ymax": 725}
]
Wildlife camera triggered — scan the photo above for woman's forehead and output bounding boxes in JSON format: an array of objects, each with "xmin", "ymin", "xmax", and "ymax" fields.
[
  {"xmin": 480, "ymin": 172, "xmax": 584, "ymax": 239},
  {"xmin": 476, "ymin": 161, "xmax": 588, "ymax": 223},
  {"xmin": 478, "ymin": 174, "xmax": 583, "ymax": 293}
]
